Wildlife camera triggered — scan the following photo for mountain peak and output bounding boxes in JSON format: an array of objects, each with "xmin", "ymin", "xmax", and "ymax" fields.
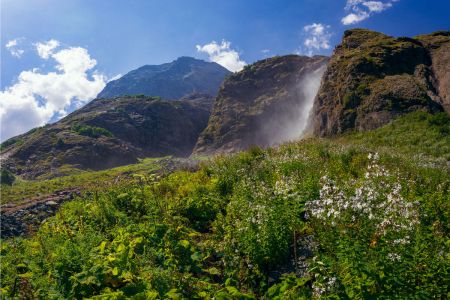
[
  {"xmin": 97, "ymin": 57, "xmax": 230, "ymax": 99},
  {"xmin": 173, "ymin": 56, "xmax": 202, "ymax": 63}
]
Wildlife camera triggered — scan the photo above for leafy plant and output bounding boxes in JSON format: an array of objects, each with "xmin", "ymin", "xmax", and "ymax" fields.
[
  {"xmin": 1, "ymin": 112, "xmax": 448, "ymax": 298},
  {"xmin": 72, "ymin": 123, "xmax": 114, "ymax": 138}
]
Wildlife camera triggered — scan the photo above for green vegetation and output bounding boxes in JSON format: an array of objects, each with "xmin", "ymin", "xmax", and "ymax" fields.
[
  {"xmin": 72, "ymin": 123, "xmax": 114, "ymax": 138},
  {"xmin": 338, "ymin": 111, "xmax": 450, "ymax": 161},
  {"xmin": 1, "ymin": 112, "xmax": 449, "ymax": 298},
  {"xmin": 0, "ymin": 169, "xmax": 15, "ymax": 186},
  {"xmin": 0, "ymin": 158, "xmax": 165, "ymax": 204},
  {"xmin": 0, "ymin": 138, "xmax": 23, "ymax": 151}
]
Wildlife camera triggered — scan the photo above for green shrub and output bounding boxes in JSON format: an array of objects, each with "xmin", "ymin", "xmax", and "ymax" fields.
[
  {"xmin": 0, "ymin": 169, "xmax": 15, "ymax": 185},
  {"xmin": 0, "ymin": 112, "xmax": 448, "ymax": 298},
  {"xmin": 342, "ymin": 92, "xmax": 360, "ymax": 108},
  {"xmin": 72, "ymin": 123, "xmax": 113, "ymax": 138},
  {"xmin": 0, "ymin": 137, "xmax": 23, "ymax": 150}
]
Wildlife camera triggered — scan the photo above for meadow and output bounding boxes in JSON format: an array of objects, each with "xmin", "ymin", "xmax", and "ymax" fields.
[{"xmin": 1, "ymin": 112, "xmax": 449, "ymax": 299}]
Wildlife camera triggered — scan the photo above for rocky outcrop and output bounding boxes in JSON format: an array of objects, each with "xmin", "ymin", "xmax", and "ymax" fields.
[
  {"xmin": 0, "ymin": 189, "xmax": 81, "ymax": 238},
  {"xmin": 1, "ymin": 94, "xmax": 212, "ymax": 179},
  {"xmin": 312, "ymin": 29, "xmax": 449, "ymax": 137},
  {"xmin": 98, "ymin": 57, "xmax": 230, "ymax": 99},
  {"xmin": 193, "ymin": 55, "xmax": 328, "ymax": 154},
  {"xmin": 417, "ymin": 31, "xmax": 450, "ymax": 112}
]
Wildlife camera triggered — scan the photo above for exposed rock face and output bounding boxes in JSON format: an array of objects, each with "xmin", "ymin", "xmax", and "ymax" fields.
[
  {"xmin": 1, "ymin": 94, "xmax": 212, "ymax": 179},
  {"xmin": 98, "ymin": 57, "xmax": 230, "ymax": 99},
  {"xmin": 312, "ymin": 29, "xmax": 449, "ymax": 137},
  {"xmin": 193, "ymin": 55, "xmax": 328, "ymax": 154},
  {"xmin": 417, "ymin": 31, "xmax": 450, "ymax": 112}
]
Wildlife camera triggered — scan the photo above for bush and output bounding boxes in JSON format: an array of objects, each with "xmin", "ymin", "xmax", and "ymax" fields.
[
  {"xmin": 0, "ymin": 112, "xmax": 448, "ymax": 298},
  {"xmin": 428, "ymin": 112, "xmax": 450, "ymax": 134},
  {"xmin": 0, "ymin": 169, "xmax": 15, "ymax": 185},
  {"xmin": 72, "ymin": 123, "xmax": 113, "ymax": 138}
]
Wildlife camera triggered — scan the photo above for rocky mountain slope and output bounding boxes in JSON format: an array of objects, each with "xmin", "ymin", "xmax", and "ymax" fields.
[
  {"xmin": 312, "ymin": 29, "xmax": 449, "ymax": 136},
  {"xmin": 98, "ymin": 57, "xmax": 230, "ymax": 99},
  {"xmin": 193, "ymin": 55, "xmax": 328, "ymax": 154},
  {"xmin": 1, "ymin": 94, "xmax": 212, "ymax": 179}
]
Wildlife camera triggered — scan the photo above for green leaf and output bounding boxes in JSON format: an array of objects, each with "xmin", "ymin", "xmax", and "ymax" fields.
[
  {"xmin": 206, "ymin": 267, "xmax": 221, "ymax": 275},
  {"xmin": 112, "ymin": 267, "xmax": 119, "ymax": 276},
  {"xmin": 179, "ymin": 239, "xmax": 190, "ymax": 249}
]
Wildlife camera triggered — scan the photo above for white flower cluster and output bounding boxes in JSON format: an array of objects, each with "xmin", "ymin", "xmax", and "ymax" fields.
[
  {"xmin": 387, "ymin": 253, "xmax": 401, "ymax": 262},
  {"xmin": 274, "ymin": 176, "xmax": 299, "ymax": 199},
  {"xmin": 305, "ymin": 153, "xmax": 420, "ymax": 239}
]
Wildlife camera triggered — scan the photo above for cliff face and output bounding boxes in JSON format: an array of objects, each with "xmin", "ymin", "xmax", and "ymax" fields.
[
  {"xmin": 312, "ymin": 29, "xmax": 449, "ymax": 137},
  {"xmin": 97, "ymin": 57, "xmax": 230, "ymax": 99},
  {"xmin": 193, "ymin": 55, "xmax": 328, "ymax": 154},
  {"xmin": 1, "ymin": 94, "xmax": 212, "ymax": 179},
  {"xmin": 417, "ymin": 31, "xmax": 450, "ymax": 112}
]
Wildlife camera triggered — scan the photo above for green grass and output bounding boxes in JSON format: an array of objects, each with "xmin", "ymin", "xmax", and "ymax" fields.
[
  {"xmin": 337, "ymin": 111, "xmax": 450, "ymax": 161},
  {"xmin": 0, "ymin": 112, "xmax": 448, "ymax": 299},
  {"xmin": 0, "ymin": 157, "xmax": 166, "ymax": 204}
]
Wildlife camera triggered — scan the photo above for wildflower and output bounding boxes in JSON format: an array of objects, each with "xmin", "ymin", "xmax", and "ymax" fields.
[
  {"xmin": 388, "ymin": 253, "xmax": 401, "ymax": 261},
  {"xmin": 306, "ymin": 151, "xmax": 420, "ymax": 247}
]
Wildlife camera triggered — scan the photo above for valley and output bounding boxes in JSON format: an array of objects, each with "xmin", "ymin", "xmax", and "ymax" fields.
[{"xmin": 0, "ymin": 29, "xmax": 449, "ymax": 299}]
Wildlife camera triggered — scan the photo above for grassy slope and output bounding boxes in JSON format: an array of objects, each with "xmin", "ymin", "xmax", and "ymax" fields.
[
  {"xmin": 0, "ymin": 112, "xmax": 449, "ymax": 299},
  {"xmin": 1, "ymin": 158, "xmax": 167, "ymax": 204}
]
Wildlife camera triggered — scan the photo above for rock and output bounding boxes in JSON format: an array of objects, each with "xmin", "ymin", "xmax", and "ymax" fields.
[
  {"xmin": 193, "ymin": 55, "xmax": 329, "ymax": 154},
  {"xmin": 416, "ymin": 31, "xmax": 450, "ymax": 112},
  {"xmin": 97, "ymin": 56, "xmax": 230, "ymax": 99},
  {"xmin": 311, "ymin": 29, "xmax": 448, "ymax": 137},
  {"xmin": 0, "ymin": 189, "xmax": 81, "ymax": 239}
]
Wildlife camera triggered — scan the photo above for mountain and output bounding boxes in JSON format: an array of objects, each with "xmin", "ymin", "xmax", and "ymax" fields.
[
  {"xmin": 1, "ymin": 94, "xmax": 212, "ymax": 179},
  {"xmin": 97, "ymin": 57, "xmax": 231, "ymax": 99},
  {"xmin": 311, "ymin": 29, "xmax": 449, "ymax": 136},
  {"xmin": 2, "ymin": 30, "xmax": 450, "ymax": 299},
  {"xmin": 193, "ymin": 55, "xmax": 328, "ymax": 154}
]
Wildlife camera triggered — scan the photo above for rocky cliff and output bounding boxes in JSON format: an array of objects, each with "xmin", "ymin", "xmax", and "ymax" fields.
[
  {"xmin": 98, "ymin": 57, "xmax": 230, "ymax": 99},
  {"xmin": 193, "ymin": 55, "xmax": 328, "ymax": 154},
  {"xmin": 1, "ymin": 94, "xmax": 212, "ymax": 179},
  {"xmin": 312, "ymin": 29, "xmax": 449, "ymax": 136}
]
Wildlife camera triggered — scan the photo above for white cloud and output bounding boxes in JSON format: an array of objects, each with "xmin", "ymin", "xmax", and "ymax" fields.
[
  {"xmin": 363, "ymin": 1, "xmax": 392, "ymax": 12},
  {"xmin": 196, "ymin": 40, "xmax": 247, "ymax": 72},
  {"xmin": 0, "ymin": 41, "xmax": 107, "ymax": 141},
  {"xmin": 302, "ymin": 23, "xmax": 332, "ymax": 56},
  {"xmin": 35, "ymin": 39, "xmax": 60, "ymax": 59},
  {"xmin": 342, "ymin": 0, "xmax": 398, "ymax": 25},
  {"xmin": 342, "ymin": 12, "xmax": 370, "ymax": 25},
  {"xmin": 5, "ymin": 38, "xmax": 25, "ymax": 58}
]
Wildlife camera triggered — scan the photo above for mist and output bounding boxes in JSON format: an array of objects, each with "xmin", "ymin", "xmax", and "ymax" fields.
[{"xmin": 257, "ymin": 64, "xmax": 326, "ymax": 147}]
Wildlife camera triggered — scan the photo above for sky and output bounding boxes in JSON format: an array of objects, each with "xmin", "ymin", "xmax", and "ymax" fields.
[{"xmin": 1, "ymin": 0, "xmax": 449, "ymax": 141}]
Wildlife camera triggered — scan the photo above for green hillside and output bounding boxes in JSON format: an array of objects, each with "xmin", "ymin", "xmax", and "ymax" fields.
[{"xmin": 1, "ymin": 112, "xmax": 449, "ymax": 299}]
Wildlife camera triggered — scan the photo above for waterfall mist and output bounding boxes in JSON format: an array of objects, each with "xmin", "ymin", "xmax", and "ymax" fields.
[{"xmin": 258, "ymin": 64, "xmax": 326, "ymax": 147}]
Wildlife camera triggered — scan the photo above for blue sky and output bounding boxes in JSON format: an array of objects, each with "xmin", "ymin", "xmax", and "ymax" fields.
[{"xmin": 1, "ymin": 0, "xmax": 449, "ymax": 140}]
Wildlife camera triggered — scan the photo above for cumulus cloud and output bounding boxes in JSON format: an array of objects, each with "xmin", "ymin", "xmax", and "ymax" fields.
[
  {"xmin": 5, "ymin": 38, "xmax": 25, "ymax": 58},
  {"xmin": 35, "ymin": 39, "xmax": 60, "ymax": 59},
  {"xmin": 0, "ymin": 40, "xmax": 107, "ymax": 141},
  {"xmin": 196, "ymin": 40, "xmax": 247, "ymax": 72},
  {"xmin": 302, "ymin": 23, "xmax": 332, "ymax": 56},
  {"xmin": 342, "ymin": 0, "xmax": 399, "ymax": 25}
]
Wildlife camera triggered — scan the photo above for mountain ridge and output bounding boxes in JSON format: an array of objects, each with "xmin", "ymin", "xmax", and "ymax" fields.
[
  {"xmin": 97, "ymin": 56, "xmax": 231, "ymax": 99},
  {"xmin": 1, "ymin": 94, "xmax": 212, "ymax": 179}
]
